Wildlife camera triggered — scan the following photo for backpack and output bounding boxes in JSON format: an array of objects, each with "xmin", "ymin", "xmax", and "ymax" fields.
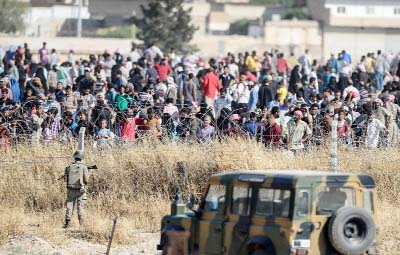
[{"xmin": 67, "ymin": 163, "xmax": 84, "ymax": 189}]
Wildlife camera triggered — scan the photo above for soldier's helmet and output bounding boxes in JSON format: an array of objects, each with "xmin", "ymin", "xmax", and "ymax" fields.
[{"xmin": 73, "ymin": 150, "xmax": 84, "ymax": 161}]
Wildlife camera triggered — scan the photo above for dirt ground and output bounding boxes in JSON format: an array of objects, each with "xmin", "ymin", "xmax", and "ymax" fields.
[{"xmin": 0, "ymin": 233, "xmax": 161, "ymax": 255}]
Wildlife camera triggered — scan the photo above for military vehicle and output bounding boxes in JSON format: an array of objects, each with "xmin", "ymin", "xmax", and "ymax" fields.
[{"xmin": 157, "ymin": 170, "xmax": 378, "ymax": 255}]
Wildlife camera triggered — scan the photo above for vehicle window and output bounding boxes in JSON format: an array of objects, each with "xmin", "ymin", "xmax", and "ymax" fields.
[
  {"xmin": 203, "ymin": 185, "xmax": 226, "ymax": 214},
  {"xmin": 363, "ymin": 190, "xmax": 374, "ymax": 213},
  {"xmin": 296, "ymin": 189, "xmax": 310, "ymax": 216},
  {"xmin": 316, "ymin": 186, "xmax": 355, "ymax": 215},
  {"xmin": 231, "ymin": 186, "xmax": 252, "ymax": 216},
  {"xmin": 255, "ymin": 188, "xmax": 291, "ymax": 218}
]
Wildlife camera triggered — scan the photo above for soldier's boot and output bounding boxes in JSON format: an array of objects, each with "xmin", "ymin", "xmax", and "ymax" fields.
[
  {"xmin": 78, "ymin": 217, "xmax": 84, "ymax": 226},
  {"xmin": 63, "ymin": 219, "xmax": 70, "ymax": 229}
]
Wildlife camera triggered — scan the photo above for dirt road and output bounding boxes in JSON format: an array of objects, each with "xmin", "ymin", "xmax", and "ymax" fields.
[{"xmin": 0, "ymin": 233, "xmax": 161, "ymax": 255}]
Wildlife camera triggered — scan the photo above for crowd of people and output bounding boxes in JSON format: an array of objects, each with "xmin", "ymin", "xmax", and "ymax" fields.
[{"xmin": 0, "ymin": 42, "xmax": 399, "ymax": 152}]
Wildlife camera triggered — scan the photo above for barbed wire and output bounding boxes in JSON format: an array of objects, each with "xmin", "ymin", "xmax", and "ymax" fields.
[{"xmin": 0, "ymin": 100, "xmax": 399, "ymax": 157}]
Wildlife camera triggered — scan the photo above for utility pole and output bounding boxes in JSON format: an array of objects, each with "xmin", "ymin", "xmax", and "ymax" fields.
[{"xmin": 77, "ymin": 0, "xmax": 82, "ymax": 38}]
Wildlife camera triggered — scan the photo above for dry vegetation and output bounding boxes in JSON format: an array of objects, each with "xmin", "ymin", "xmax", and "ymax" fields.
[{"xmin": 0, "ymin": 140, "xmax": 399, "ymax": 253}]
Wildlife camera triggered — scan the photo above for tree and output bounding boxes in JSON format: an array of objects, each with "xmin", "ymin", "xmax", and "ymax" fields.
[
  {"xmin": 137, "ymin": 0, "xmax": 197, "ymax": 53},
  {"xmin": 0, "ymin": 0, "xmax": 27, "ymax": 34},
  {"xmin": 284, "ymin": 8, "xmax": 309, "ymax": 20},
  {"xmin": 229, "ymin": 19, "xmax": 251, "ymax": 35}
]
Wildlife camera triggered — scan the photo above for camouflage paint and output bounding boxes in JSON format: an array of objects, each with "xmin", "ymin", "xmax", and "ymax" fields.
[{"xmin": 159, "ymin": 170, "xmax": 378, "ymax": 255}]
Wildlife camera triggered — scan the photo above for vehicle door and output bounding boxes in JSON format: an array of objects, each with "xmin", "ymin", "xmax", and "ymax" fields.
[
  {"xmin": 250, "ymin": 187, "xmax": 293, "ymax": 254},
  {"xmin": 224, "ymin": 183, "xmax": 252, "ymax": 255},
  {"xmin": 198, "ymin": 183, "xmax": 228, "ymax": 255}
]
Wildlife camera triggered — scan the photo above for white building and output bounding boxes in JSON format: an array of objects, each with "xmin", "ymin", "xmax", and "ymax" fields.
[
  {"xmin": 308, "ymin": 0, "xmax": 400, "ymax": 61},
  {"xmin": 23, "ymin": 0, "xmax": 90, "ymax": 37}
]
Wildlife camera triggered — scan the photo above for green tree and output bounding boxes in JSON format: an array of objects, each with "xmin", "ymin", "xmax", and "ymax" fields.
[
  {"xmin": 137, "ymin": 0, "xmax": 197, "ymax": 53},
  {"xmin": 0, "ymin": 0, "xmax": 27, "ymax": 34},
  {"xmin": 284, "ymin": 8, "xmax": 309, "ymax": 20},
  {"xmin": 229, "ymin": 19, "xmax": 251, "ymax": 35}
]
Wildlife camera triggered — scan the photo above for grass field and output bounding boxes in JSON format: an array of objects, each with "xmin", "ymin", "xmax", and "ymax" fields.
[{"xmin": 0, "ymin": 140, "xmax": 399, "ymax": 253}]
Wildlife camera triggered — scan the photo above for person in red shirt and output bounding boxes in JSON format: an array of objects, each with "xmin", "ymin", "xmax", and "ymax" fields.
[
  {"xmin": 154, "ymin": 58, "xmax": 172, "ymax": 82},
  {"xmin": 276, "ymin": 53, "xmax": 290, "ymax": 76},
  {"xmin": 120, "ymin": 111, "xmax": 136, "ymax": 142},
  {"xmin": 202, "ymin": 67, "xmax": 222, "ymax": 107},
  {"xmin": 264, "ymin": 113, "xmax": 281, "ymax": 148}
]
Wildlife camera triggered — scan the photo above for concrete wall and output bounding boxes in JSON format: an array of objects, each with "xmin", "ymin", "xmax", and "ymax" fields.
[
  {"xmin": 183, "ymin": 1, "xmax": 211, "ymax": 36},
  {"xmin": 224, "ymin": 4, "xmax": 265, "ymax": 19},
  {"xmin": 23, "ymin": 5, "xmax": 90, "ymax": 37},
  {"xmin": 263, "ymin": 20, "xmax": 322, "ymax": 57},
  {"xmin": 322, "ymin": 26, "xmax": 400, "ymax": 61},
  {"xmin": 0, "ymin": 36, "xmax": 133, "ymax": 62}
]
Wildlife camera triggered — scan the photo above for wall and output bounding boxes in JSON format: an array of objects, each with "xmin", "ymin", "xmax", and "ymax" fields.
[
  {"xmin": 0, "ymin": 37, "xmax": 133, "ymax": 62},
  {"xmin": 263, "ymin": 20, "xmax": 322, "ymax": 57},
  {"xmin": 183, "ymin": 1, "xmax": 211, "ymax": 36},
  {"xmin": 322, "ymin": 25, "xmax": 400, "ymax": 61},
  {"xmin": 23, "ymin": 5, "xmax": 90, "ymax": 37}
]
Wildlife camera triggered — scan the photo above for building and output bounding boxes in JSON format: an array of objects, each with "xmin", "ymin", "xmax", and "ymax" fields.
[
  {"xmin": 308, "ymin": 0, "xmax": 400, "ymax": 61},
  {"xmin": 207, "ymin": 2, "xmax": 266, "ymax": 35},
  {"xmin": 22, "ymin": 0, "xmax": 90, "ymax": 37}
]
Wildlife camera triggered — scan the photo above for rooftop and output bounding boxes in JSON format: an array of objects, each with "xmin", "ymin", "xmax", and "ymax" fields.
[
  {"xmin": 210, "ymin": 170, "xmax": 375, "ymax": 188},
  {"xmin": 212, "ymin": 169, "xmax": 355, "ymax": 177}
]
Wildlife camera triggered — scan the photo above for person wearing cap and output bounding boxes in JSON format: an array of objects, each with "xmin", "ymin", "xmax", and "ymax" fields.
[{"xmin": 284, "ymin": 109, "xmax": 312, "ymax": 153}]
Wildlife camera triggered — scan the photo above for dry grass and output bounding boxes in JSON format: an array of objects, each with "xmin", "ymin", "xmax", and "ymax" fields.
[{"xmin": 0, "ymin": 140, "xmax": 399, "ymax": 253}]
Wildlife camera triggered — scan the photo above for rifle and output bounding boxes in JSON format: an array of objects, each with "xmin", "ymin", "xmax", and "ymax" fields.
[{"xmin": 58, "ymin": 164, "xmax": 98, "ymax": 180}]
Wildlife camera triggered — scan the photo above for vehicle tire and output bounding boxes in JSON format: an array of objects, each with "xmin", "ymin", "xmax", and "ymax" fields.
[{"xmin": 328, "ymin": 206, "xmax": 376, "ymax": 255}]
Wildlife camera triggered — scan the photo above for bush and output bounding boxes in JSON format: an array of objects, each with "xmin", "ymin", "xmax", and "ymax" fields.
[{"xmin": 0, "ymin": 141, "xmax": 399, "ymax": 252}]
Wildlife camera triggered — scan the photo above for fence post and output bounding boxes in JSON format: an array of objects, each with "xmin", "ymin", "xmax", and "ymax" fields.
[
  {"xmin": 78, "ymin": 127, "xmax": 86, "ymax": 151},
  {"xmin": 106, "ymin": 217, "xmax": 118, "ymax": 255},
  {"xmin": 330, "ymin": 120, "xmax": 338, "ymax": 173}
]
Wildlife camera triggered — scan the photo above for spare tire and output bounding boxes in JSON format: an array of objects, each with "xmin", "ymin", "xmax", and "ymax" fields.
[{"xmin": 328, "ymin": 206, "xmax": 376, "ymax": 255}]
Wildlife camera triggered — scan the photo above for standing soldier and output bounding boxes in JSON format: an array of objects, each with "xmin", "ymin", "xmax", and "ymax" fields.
[{"xmin": 64, "ymin": 150, "xmax": 89, "ymax": 228}]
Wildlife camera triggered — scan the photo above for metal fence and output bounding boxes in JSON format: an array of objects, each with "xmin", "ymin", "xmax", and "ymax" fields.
[{"xmin": 0, "ymin": 100, "xmax": 399, "ymax": 151}]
